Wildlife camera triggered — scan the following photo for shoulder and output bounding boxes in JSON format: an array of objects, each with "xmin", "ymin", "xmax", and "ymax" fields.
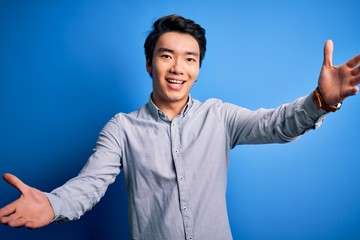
[
  {"xmin": 192, "ymin": 97, "xmax": 224, "ymax": 109},
  {"xmin": 194, "ymin": 98, "xmax": 246, "ymax": 112},
  {"xmin": 189, "ymin": 97, "xmax": 247, "ymax": 121},
  {"xmin": 111, "ymin": 103, "xmax": 148, "ymax": 120},
  {"xmin": 108, "ymin": 103, "xmax": 156, "ymax": 128}
]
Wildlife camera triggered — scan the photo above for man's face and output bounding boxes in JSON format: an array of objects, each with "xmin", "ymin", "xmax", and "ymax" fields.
[{"xmin": 147, "ymin": 32, "xmax": 200, "ymax": 110}]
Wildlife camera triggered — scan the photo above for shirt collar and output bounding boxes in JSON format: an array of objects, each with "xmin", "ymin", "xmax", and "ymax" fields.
[{"xmin": 147, "ymin": 94, "xmax": 193, "ymax": 122}]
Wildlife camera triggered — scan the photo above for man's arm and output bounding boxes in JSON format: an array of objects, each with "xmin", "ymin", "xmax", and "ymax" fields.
[
  {"xmin": 0, "ymin": 115, "xmax": 122, "ymax": 228},
  {"xmin": 317, "ymin": 40, "xmax": 360, "ymax": 107},
  {"xmin": 0, "ymin": 173, "xmax": 54, "ymax": 229},
  {"xmin": 219, "ymin": 40, "xmax": 359, "ymax": 146}
]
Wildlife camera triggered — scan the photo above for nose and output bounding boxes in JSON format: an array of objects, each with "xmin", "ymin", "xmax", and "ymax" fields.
[{"xmin": 170, "ymin": 58, "xmax": 184, "ymax": 75}]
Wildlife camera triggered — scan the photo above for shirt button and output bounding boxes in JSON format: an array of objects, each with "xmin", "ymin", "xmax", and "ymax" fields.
[
  {"xmin": 179, "ymin": 176, "xmax": 184, "ymax": 181},
  {"xmin": 183, "ymin": 207, "xmax": 188, "ymax": 211},
  {"xmin": 187, "ymin": 237, "xmax": 193, "ymax": 240}
]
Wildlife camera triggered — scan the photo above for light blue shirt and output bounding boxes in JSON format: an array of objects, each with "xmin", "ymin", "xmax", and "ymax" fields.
[{"xmin": 46, "ymin": 93, "xmax": 326, "ymax": 240}]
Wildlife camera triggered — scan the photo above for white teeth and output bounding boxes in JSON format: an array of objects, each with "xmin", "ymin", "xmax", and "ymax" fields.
[{"xmin": 167, "ymin": 79, "xmax": 184, "ymax": 84}]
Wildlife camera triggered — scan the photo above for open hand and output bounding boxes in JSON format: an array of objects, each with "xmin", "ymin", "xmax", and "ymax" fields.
[
  {"xmin": 318, "ymin": 40, "xmax": 360, "ymax": 106},
  {"xmin": 0, "ymin": 173, "xmax": 54, "ymax": 229}
]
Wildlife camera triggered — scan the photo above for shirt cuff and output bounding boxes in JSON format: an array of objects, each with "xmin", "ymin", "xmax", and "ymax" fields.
[
  {"xmin": 302, "ymin": 93, "xmax": 328, "ymax": 129},
  {"xmin": 44, "ymin": 192, "xmax": 69, "ymax": 223}
]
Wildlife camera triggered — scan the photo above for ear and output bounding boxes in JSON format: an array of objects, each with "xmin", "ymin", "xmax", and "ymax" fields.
[{"xmin": 146, "ymin": 58, "xmax": 152, "ymax": 74}]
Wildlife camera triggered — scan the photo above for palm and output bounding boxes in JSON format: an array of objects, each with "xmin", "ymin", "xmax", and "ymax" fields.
[{"xmin": 0, "ymin": 173, "xmax": 54, "ymax": 229}]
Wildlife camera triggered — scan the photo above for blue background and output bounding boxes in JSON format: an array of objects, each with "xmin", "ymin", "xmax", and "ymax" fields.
[{"xmin": 1, "ymin": 1, "xmax": 359, "ymax": 239}]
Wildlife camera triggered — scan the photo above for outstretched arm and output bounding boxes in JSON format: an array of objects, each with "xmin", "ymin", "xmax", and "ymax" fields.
[
  {"xmin": 0, "ymin": 173, "xmax": 54, "ymax": 229},
  {"xmin": 318, "ymin": 40, "xmax": 360, "ymax": 106}
]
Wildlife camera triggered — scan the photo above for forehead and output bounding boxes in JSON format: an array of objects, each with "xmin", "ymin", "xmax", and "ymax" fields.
[{"xmin": 155, "ymin": 32, "xmax": 200, "ymax": 54}]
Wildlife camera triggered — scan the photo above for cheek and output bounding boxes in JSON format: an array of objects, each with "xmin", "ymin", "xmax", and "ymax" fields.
[
  {"xmin": 153, "ymin": 62, "xmax": 168, "ymax": 76},
  {"xmin": 151, "ymin": 66, "xmax": 167, "ymax": 87},
  {"xmin": 188, "ymin": 67, "xmax": 200, "ymax": 80}
]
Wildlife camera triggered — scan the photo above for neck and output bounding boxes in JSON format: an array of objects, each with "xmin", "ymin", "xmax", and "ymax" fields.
[
  {"xmin": 162, "ymin": 107, "xmax": 181, "ymax": 121},
  {"xmin": 151, "ymin": 94, "xmax": 188, "ymax": 121}
]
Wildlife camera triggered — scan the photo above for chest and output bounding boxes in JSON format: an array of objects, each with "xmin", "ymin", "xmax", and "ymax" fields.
[{"xmin": 120, "ymin": 115, "xmax": 230, "ymax": 180}]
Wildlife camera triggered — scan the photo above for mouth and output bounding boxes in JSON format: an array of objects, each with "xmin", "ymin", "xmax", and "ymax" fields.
[{"xmin": 166, "ymin": 78, "xmax": 186, "ymax": 85}]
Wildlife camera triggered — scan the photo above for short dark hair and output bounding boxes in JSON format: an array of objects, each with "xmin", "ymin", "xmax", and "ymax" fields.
[{"xmin": 144, "ymin": 14, "xmax": 207, "ymax": 67}]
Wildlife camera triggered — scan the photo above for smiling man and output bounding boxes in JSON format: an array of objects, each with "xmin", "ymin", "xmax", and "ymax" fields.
[
  {"xmin": 147, "ymin": 31, "xmax": 200, "ymax": 120},
  {"xmin": 1, "ymin": 14, "xmax": 360, "ymax": 240}
]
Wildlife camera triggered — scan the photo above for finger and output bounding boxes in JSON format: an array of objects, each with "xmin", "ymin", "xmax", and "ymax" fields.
[
  {"xmin": 323, "ymin": 39, "xmax": 334, "ymax": 68},
  {"xmin": 344, "ymin": 86, "xmax": 359, "ymax": 97},
  {"xmin": 346, "ymin": 54, "xmax": 360, "ymax": 71},
  {"xmin": 350, "ymin": 75, "xmax": 360, "ymax": 87},
  {"xmin": 0, "ymin": 201, "xmax": 16, "ymax": 218},
  {"xmin": 25, "ymin": 221, "xmax": 39, "ymax": 229},
  {"xmin": 7, "ymin": 217, "xmax": 27, "ymax": 228},
  {"xmin": 0, "ymin": 212, "xmax": 20, "ymax": 224},
  {"xmin": 351, "ymin": 66, "xmax": 360, "ymax": 76},
  {"xmin": 353, "ymin": 86, "xmax": 359, "ymax": 95},
  {"xmin": 3, "ymin": 173, "xmax": 29, "ymax": 194}
]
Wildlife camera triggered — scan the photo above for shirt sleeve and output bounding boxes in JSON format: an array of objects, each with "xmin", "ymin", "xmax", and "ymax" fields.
[
  {"xmin": 45, "ymin": 115, "xmax": 123, "ymax": 222},
  {"xmin": 216, "ymin": 93, "xmax": 328, "ymax": 148}
]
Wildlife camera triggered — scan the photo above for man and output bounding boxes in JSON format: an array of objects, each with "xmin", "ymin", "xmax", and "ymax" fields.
[{"xmin": 0, "ymin": 14, "xmax": 359, "ymax": 240}]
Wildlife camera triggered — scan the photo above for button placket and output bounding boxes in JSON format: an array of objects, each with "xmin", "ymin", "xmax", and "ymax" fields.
[{"xmin": 170, "ymin": 118, "xmax": 194, "ymax": 239}]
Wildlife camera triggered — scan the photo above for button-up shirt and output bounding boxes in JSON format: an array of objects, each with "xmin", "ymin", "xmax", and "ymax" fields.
[{"xmin": 46, "ymin": 94, "xmax": 326, "ymax": 240}]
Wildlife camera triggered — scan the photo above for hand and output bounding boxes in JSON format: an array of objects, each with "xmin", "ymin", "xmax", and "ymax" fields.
[
  {"xmin": 317, "ymin": 40, "xmax": 360, "ymax": 105},
  {"xmin": 0, "ymin": 173, "xmax": 54, "ymax": 229}
]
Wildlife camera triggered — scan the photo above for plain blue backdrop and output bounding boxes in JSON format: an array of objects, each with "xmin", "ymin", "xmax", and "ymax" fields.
[{"xmin": 1, "ymin": 1, "xmax": 360, "ymax": 239}]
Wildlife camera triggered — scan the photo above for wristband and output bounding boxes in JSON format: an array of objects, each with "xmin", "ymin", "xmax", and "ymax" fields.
[{"xmin": 313, "ymin": 87, "xmax": 342, "ymax": 112}]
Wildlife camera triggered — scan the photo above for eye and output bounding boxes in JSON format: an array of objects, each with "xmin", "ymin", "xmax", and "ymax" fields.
[
  {"xmin": 187, "ymin": 57, "xmax": 197, "ymax": 63},
  {"xmin": 161, "ymin": 54, "xmax": 172, "ymax": 59}
]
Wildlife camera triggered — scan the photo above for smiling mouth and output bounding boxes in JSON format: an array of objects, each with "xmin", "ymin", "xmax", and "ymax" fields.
[{"xmin": 166, "ymin": 78, "xmax": 186, "ymax": 84}]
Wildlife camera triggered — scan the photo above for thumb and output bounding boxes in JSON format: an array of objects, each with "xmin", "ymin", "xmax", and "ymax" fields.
[
  {"xmin": 323, "ymin": 39, "xmax": 334, "ymax": 68},
  {"xmin": 3, "ymin": 173, "xmax": 29, "ymax": 194}
]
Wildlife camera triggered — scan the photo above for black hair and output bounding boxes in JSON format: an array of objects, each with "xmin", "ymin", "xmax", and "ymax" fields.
[{"xmin": 144, "ymin": 14, "xmax": 206, "ymax": 67}]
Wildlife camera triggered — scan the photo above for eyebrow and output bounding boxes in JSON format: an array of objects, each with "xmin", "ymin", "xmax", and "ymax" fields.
[{"xmin": 157, "ymin": 47, "xmax": 199, "ymax": 58}]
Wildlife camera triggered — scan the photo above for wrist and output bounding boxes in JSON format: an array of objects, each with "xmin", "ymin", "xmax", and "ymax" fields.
[{"xmin": 312, "ymin": 87, "xmax": 342, "ymax": 112}]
